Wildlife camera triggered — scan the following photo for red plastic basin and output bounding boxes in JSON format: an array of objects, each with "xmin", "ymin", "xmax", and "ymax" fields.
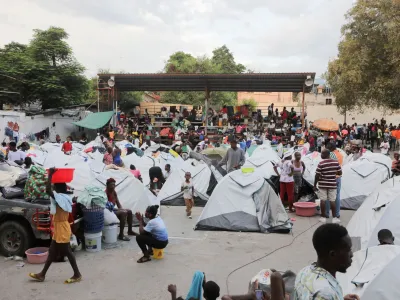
[
  {"xmin": 293, "ymin": 202, "xmax": 317, "ymax": 217},
  {"xmin": 47, "ymin": 168, "xmax": 75, "ymax": 183}
]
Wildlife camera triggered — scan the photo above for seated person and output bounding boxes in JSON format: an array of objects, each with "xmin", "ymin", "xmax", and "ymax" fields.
[
  {"xmin": 135, "ymin": 205, "xmax": 168, "ymax": 263},
  {"xmin": 7, "ymin": 141, "xmax": 26, "ymax": 165},
  {"xmin": 105, "ymin": 178, "xmax": 136, "ymax": 241},
  {"xmin": 378, "ymin": 229, "xmax": 395, "ymax": 245},
  {"xmin": 392, "ymin": 153, "xmax": 400, "ymax": 177},
  {"xmin": 24, "ymin": 156, "xmax": 34, "ymax": 171},
  {"xmin": 129, "ymin": 164, "xmax": 142, "ymax": 182}
]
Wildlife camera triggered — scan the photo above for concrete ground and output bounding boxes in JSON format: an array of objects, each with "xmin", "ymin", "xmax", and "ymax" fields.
[{"xmin": 0, "ymin": 207, "xmax": 354, "ymax": 300}]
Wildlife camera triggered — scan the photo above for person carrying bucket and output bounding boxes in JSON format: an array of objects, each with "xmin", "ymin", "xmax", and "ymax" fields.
[{"xmin": 29, "ymin": 168, "xmax": 82, "ymax": 284}]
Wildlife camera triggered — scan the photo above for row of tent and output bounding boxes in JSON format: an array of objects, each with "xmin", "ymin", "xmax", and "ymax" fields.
[
  {"xmin": 336, "ymin": 176, "xmax": 400, "ymax": 299},
  {"xmin": 19, "ymin": 139, "xmax": 394, "ymax": 235}
]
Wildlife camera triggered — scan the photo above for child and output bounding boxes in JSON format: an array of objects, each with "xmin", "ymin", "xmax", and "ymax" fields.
[{"xmin": 181, "ymin": 172, "xmax": 194, "ymax": 219}]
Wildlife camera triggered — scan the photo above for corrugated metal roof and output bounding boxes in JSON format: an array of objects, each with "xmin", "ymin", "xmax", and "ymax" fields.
[{"xmin": 98, "ymin": 73, "xmax": 316, "ymax": 92}]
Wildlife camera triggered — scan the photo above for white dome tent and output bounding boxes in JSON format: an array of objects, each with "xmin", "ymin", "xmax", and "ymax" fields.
[
  {"xmin": 195, "ymin": 169, "xmax": 292, "ymax": 233},
  {"xmin": 347, "ymin": 176, "xmax": 400, "ymax": 251},
  {"xmin": 337, "ymin": 245, "xmax": 400, "ymax": 299},
  {"xmin": 157, "ymin": 159, "xmax": 218, "ymax": 206},
  {"xmin": 303, "ymin": 152, "xmax": 392, "ymax": 210},
  {"xmin": 92, "ymin": 168, "xmax": 157, "ymax": 214}
]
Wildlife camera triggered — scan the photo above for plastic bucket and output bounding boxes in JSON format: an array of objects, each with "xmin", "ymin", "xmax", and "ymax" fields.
[
  {"xmin": 102, "ymin": 225, "xmax": 118, "ymax": 244},
  {"xmin": 84, "ymin": 231, "xmax": 102, "ymax": 252},
  {"xmin": 153, "ymin": 248, "xmax": 164, "ymax": 260},
  {"xmin": 47, "ymin": 168, "xmax": 75, "ymax": 183}
]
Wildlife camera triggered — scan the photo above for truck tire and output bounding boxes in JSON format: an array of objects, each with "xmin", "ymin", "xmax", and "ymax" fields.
[{"xmin": 0, "ymin": 221, "xmax": 34, "ymax": 257}]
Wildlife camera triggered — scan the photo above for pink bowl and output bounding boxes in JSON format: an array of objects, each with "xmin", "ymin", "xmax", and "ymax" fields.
[
  {"xmin": 293, "ymin": 202, "xmax": 317, "ymax": 217},
  {"xmin": 25, "ymin": 247, "xmax": 49, "ymax": 264}
]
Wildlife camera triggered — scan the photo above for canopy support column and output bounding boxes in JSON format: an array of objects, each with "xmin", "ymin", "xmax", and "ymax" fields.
[
  {"xmin": 301, "ymin": 84, "xmax": 305, "ymax": 128},
  {"xmin": 205, "ymin": 87, "xmax": 210, "ymax": 136}
]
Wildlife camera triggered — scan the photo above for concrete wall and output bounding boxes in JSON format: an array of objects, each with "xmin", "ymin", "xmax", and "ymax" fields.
[
  {"xmin": 238, "ymin": 92, "xmax": 296, "ymax": 114},
  {"xmin": 306, "ymin": 105, "xmax": 400, "ymax": 125},
  {"xmin": 140, "ymin": 102, "xmax": 193, "ymax": 115},
  {"xmin": 0, "ymin": 110, "xmax": 89, "ymax": 143}
]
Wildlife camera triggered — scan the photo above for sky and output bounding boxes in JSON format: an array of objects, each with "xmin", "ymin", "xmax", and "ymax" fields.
[{"xmin": 0, "ymin": 0, "xmax": 355, "ymax": 78}]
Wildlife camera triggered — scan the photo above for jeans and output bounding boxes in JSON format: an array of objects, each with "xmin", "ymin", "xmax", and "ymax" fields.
[{"xmin": 325, "ymin": 177, "xmax": 341, "ymax": 218}]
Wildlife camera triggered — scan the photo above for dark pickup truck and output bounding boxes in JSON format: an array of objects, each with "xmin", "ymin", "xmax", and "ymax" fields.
[{"xmin": 0, "ymin": 197, "xmax": 51, "ymax": 257}]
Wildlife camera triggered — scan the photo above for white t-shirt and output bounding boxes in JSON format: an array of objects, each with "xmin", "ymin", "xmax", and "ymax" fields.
[
  {"xmin": 380, "ymin": 142, "xmax": 389, "ymax": 154},
  {"xmin": 181, "ymin": 180, "xmax": 194, "ymax": 199},
  {"xmin": 277, "ymin": 160, "xmax": 294, "ymax": 183},
  {"xmin": 163, "ymin": 170, "xmax": 171, "ymax": 180},
  {"xmin": 8, "ymin": 150, "xmax": 26, "ymax": 162}
]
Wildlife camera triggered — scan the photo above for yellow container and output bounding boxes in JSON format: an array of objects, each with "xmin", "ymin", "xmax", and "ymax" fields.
[
  {"xmin": 153, "ymin": 248, "xmax": 164, "ymax": 259},
  {"xmin": 241, "ymin": 167, "xmax": 255, "ymax": 173}
]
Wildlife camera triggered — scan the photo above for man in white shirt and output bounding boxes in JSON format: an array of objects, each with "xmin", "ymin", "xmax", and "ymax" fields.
[{"xmin": 7, "ymin": 141, "xmax": 26, "ymax": 164}]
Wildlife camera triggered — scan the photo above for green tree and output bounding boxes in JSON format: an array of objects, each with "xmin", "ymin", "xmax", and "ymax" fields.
[
  {"xmin": 160, "ymin": 45, "xmax": 246, "ymax": 107},
  {"xmin": 0, "ymin": 27, "xmax": 89, "ymax": 109},
  {"xmin": 328, "ymin": 0, "xmax": 400, "ymax": 112},
  {"xmin": 240, "ymin": 98, "xmax": 257, "ymax": 112}
]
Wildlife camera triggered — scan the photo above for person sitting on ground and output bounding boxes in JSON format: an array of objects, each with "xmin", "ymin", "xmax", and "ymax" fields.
[
  {"xmin": 103, "ymin": 146, "xmax": 113, "ymax": 165},
  {"xmin": 105, "ymin": 178, "xmax": 136, "ymax": 241},
  {"xmin": 112, "ymin": 147, "xmax": 123, "ymax": 167},
  {"xmin": 23, "ymin": 156, "xmax": 34, "ymax": 171},
  {"xmin": 392, "ymin": 152, "xmax": 400, "ymax": 177},
  {"xmin": 7, "ymin": 141, "xmax": 26, "ymax": 164},
  {"xmin": 168, "ymin": 272, "xmax": 220, "ymax": 300},
  {"xmin": 79, "ymin": 133, "xmax": 88, "ymax": 145},
  {"xmin": 129, "ymin": 164, "xmax": 142, "ymax": 182},
  {"xmin": 135, "ymin": 205, "xmax": 168, "ymax": 263},
  {"xmin": 293, "ymin": 223, "xmax": 359, "ymax": 300},
  {"xmin": 55, "ymin": 134, "xmax": 62, "ymax": 144},
  {"xmin": 29, "ymin": 168, "xmax": 82, "ymax": 284},
  {"xmin": 222, "ymin": 272, "xmax": 286, "ymax": 300},
  {"xmin": 61, "ymin": 136, "xmax": 73, "ymax": 155},
  {"xmin": 163, "ymin": 164, "xmax": 172, "ymax": 180},
  {"xmin": 378, "ymin": 229, "xmax": 395, "ymax": 245}
]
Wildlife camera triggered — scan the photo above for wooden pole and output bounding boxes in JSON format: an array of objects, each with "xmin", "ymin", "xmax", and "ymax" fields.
[{"xmin": 205, "ymin": 87, "xmax": 210, "ymax": 136}]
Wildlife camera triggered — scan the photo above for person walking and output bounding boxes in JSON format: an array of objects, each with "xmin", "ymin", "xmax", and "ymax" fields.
[
  {"xmin": 326, "ymin": 142, "xmax": 343, "ymax": 220},
  {"xmin": 274, "ymin": 153, "xmax": 295, "ymax": 212},
  {"xmin": 181, "ymin": 172, "xmax": 194, "ymax": 219},
  {"xmin": 314, "ymin": 149, "xmax": 342, "ymax": 223},
  {"xmin": 29, "ymin": 168, "xmax": 82, "ymax": 284}
]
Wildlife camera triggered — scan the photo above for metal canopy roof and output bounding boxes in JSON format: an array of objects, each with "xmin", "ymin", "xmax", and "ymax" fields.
[{"xmin": 98, "ymin": 73, "xmax": 316, "ymax": 92}]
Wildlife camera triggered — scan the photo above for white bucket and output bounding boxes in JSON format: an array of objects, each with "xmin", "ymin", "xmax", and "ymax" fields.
[
  {"xmin": 84, "ymin": 231, "xmax": 102, "ymax": 253},
  {"xmin": 102, "ymin": 225, "xmax": 118, "ymax": 244}
]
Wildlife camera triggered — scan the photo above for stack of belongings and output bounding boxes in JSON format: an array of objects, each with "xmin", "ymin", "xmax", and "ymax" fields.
[
  {"xmin": 0, "ymin": 159, "xmax": 28, "ymax": 199},
  {"xmin": 77, "ymin": 186, "xmax": 107, "ymax": 251},
  {"xmin": 24, "ymin": 166, "xmax": 50, "ymax": 202}
]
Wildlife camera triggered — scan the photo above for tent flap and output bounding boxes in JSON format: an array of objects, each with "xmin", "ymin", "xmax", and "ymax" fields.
[{"xmin": 73, "ymin": 111, "xmax": 114, "ymax": 129}]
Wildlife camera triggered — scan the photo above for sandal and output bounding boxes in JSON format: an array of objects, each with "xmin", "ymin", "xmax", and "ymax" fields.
[
  {"xmin": 64, "ymin": 276, "xmax": 82, "ymax": 284},
  {"xmin": 118, "ymin": 235, "xmax": 130, "ymax": 241},
  {"xmin": 137, "ymin": 256, "xmax": 151, "ymax": 263},
  {"xmin": 29, "ymin": 273, "xmax": 45, "ymax": 282}
]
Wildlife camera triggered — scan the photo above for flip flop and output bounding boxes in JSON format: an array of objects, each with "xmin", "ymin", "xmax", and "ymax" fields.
[
  {"xmin": 64, "ymin": 277, "xmax": 82, "ymax": 284},
  {"xmin": 137, "ymin": 256, "xmax": 151, "ymax": 263},
  {"xmin": 29, "ymin": 273, "xmax": 45, "ymax": 282},
  {"xmin": 118, "ymin": 236, "xmax": 130, "ymax": 241}
]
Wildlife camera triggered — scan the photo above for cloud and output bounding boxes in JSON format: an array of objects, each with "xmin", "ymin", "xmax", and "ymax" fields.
[{"xmin": 0, "ymin": 0, "xmax": 354, "ymax": 77}]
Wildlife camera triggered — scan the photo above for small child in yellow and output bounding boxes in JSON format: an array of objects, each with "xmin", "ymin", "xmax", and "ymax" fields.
[{"xmin": 181, "ymin": 172, "xmax": 194, "ymax": 219}]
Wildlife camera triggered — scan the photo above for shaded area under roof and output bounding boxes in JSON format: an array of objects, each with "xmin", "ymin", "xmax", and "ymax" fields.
[
  {"xmin": 73, "ymin": 111, "xmax": 114, "ymax": 129},
  {"xmin": 98, "ymin": 73, "xmax": 316, "ymax": 92}
]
